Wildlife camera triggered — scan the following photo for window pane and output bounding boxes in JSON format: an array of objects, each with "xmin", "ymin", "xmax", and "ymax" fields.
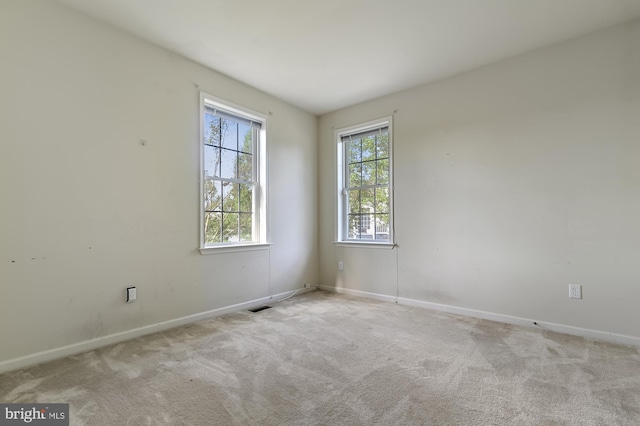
[
  {"xmin": 204, "ymin": 146, "xmax": 221, "ymax": 178},
  {"xmin": 220, "ymin": 149, "xmax": 237, "ymax": 180},
  {"xmin": 204, "ymin": 212, "xmax": 222, "ymax": 244},
  {"xmin": 204, "ymin": 179, "xmax": 222, "ymax": 212},
  {"xmin": 349, "ymin": 163, "xmax": 361, "ymax": 188},
  {"xmin": 348, "ymin": 139, "xmax": 361, "ymax": 163},
  {"xmin": 222, "ymin": 213, "xmax": 239, "ymax": 242},
  {"xmin": 374, "ymin": 214, "xmax": 390, "ymax": 240},
  {"xmin": 361, "ymin": 188, "xmax": 375, "ymax": 211},
  {"xmin": 359, "ymin": 214, "xmax": 373, "ymax": 239},
  {"xmin": 348, "ymin": 189, "xmax": 360, "ymax": 215},
  {"xmin": 222, "ymin": 181, "xmax": 237, "ymax": 212},
  {"xmin": 362, "ymin": 161, "xmax": 375, "ymax": 186},
  {"xmin": 239, "ymin": 183, "xmax": 253, "ymax": 213},
  {"xmin": 348, "ymin": 215, "xmax": 361, "ymax": 239},
  {"xmin": 376, "ymin": 133, "xmax": 389, "ymax": 159},
  {"xmin": 239, "ymin": 213, "xmax": 252, "ymax": 242},
  {"xmin": 238, "ymin": 153, "xmax": 252, "ymax": 181},
  {"xmin": 377, "ymin": 158, "xmax": 389, "ymax": 185},
  {"xmin": 348, "ymin": 214, "xmax": 375, "ymax": 239},
  {"xmin": 221, "ymin": 119, "xmax": 237, "ymax": 150},
  {"xmin": 361, "ymin": 136, "xmax": 376, "ymax": 161},
  {"xmin": 375, "ymin": 187, "xmax": 389, "ymax": 213},
  {"xmin": 238, "ymin": 123, "xmax": 252, "ymax": 154},
  {"xmin": 204, "ymin": 115, "xmax": 221, "ymax": 146},
  {"xmin": 204, "ymin": 114, "xmax": 212, "ymax": 144}
]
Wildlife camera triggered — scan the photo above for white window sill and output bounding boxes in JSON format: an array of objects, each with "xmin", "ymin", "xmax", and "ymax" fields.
[
  {"xmin": 334, "ymin": 241, "xmax": 396, "ymax": 249},
  {"xmin": 200, "ymin": 243, "xmax": 272, "ymax": 255}
]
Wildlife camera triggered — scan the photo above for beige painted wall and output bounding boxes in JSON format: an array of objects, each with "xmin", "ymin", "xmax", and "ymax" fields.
[
  {"xmin": 319, "ymin": 19, "xmax": 640, "ymax": 338},
  {"xmin": 0, "ymin": 0, "xmax": 318, "ymax": 363}
]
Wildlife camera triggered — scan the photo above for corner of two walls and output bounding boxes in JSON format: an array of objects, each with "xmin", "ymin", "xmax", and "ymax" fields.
[{"xmin": 318, "ymin": 18, "xmax": 640, "ymax": 342}]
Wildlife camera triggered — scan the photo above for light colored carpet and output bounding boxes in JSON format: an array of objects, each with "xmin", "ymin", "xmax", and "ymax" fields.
[{"xmin": 1, "ymin": 290, "xmax": 639, "ymax": 425}]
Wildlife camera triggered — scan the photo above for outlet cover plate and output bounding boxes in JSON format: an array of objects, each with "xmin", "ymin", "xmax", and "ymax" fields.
[
  {"xmin": 127, "ymin": 286, "xmax": 137, "ymax": 303},
  {"xmin": 569, "ymin": 284, "xmax": 582, "ymax": 299}
]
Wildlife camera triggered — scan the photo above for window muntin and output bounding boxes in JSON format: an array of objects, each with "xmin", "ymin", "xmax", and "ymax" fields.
[
  {"xmin": 201, "ymin": 94, "xmax": 266, "ymax": 249},
  {"xmin": 337, "ymin": 119, "xmax": 393, "ymax": 243}
]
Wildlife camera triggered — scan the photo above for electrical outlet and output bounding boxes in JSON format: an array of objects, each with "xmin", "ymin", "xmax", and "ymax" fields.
[
  {"xmin": 126, "ymin": 286, "xmax": 136, "ymax": 303},
  {"xmin": 569, "ymin": 284, "xmax": 582, "ymax": 299},
  {"xmin": 338, "ymin": 261, "xmax": 344, "ymax": 271},
  {"xmin": 304, "ymin": 283, "xmax": 311, "ymax": 289}
]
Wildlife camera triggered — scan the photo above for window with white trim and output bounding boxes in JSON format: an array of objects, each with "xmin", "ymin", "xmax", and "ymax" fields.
[
  {"xmin": 337, "ymin": 117, "xmax": 393, "ymax": 244},
  {"xmin": 200, "ymin": 93, "xmax": 267, "ymax": 249}
]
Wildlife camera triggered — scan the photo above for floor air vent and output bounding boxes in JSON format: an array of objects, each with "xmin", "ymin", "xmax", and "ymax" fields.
[{"xmin": 248, "ymin": 305, "xmax": 272, "ymax": 313}]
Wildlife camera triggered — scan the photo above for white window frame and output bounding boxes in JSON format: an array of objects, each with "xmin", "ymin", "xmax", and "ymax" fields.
[
  {"xmin": 199, "ymin": 92, "xmax": 269, "ymax": 254},
  {"xmin": 335, "ymin": 116, "xmax": 394, "ymax": 248}
]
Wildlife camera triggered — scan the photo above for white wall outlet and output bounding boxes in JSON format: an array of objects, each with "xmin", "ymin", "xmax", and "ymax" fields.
[
  {"xmin": 569, "ymin": 284, "xmax": 582, "ymax": 299},
  {"xmin": 338, "ymin": 261, "xmax": 344, "ymax": 271},
  {"xmin": 126, "ymin": 286, "xmax": 137, "ymax": 303}
]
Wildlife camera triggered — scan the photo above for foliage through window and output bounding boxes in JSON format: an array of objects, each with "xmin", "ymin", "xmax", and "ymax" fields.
[
  {"xmin": 337, "ymin": 118, "xmax": 393, "ymax": 243},
  {"xmin": 201, "ymin": 94, "xmax": 266, "ymax": 248}
]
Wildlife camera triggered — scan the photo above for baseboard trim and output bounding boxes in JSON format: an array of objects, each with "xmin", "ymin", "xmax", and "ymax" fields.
[
  {"xmin": 0, "ymin": 288, "xmax": 308, "ymax": 374},
  {"xmin": 319, "ymin": 285, "xmax": 397, "ymax": 304},
  {"xmin": 319, "ymin": 285, "xmax": 640, "ymax": 347}
]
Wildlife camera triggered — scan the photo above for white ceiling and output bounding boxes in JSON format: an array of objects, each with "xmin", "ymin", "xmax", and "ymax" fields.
[{"xmin": 56, "ymin": 0, "xmax": 640, "ymax": 115}]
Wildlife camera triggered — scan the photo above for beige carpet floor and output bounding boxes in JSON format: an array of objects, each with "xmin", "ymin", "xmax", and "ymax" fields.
[{"xmin": 1, "ymin": 290, "xmax": 639, "ymax": 425}]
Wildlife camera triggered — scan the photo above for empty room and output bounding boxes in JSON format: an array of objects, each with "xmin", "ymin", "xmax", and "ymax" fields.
[{"xmin": 1, "ymin": 0, "xmax": 640, "ymax": 424}]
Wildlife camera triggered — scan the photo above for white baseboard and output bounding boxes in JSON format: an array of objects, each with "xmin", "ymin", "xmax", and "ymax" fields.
[
  {"xmin": 319, "ymin": 285, "xmax": 397, "ymax": 304},
  {"xmin": 0, "ymin": 288, "xmax": 307, "ymax": 374},
  {"xmin": 319, "ymin": 285, "xmax": 640, "ymax": 347}
]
